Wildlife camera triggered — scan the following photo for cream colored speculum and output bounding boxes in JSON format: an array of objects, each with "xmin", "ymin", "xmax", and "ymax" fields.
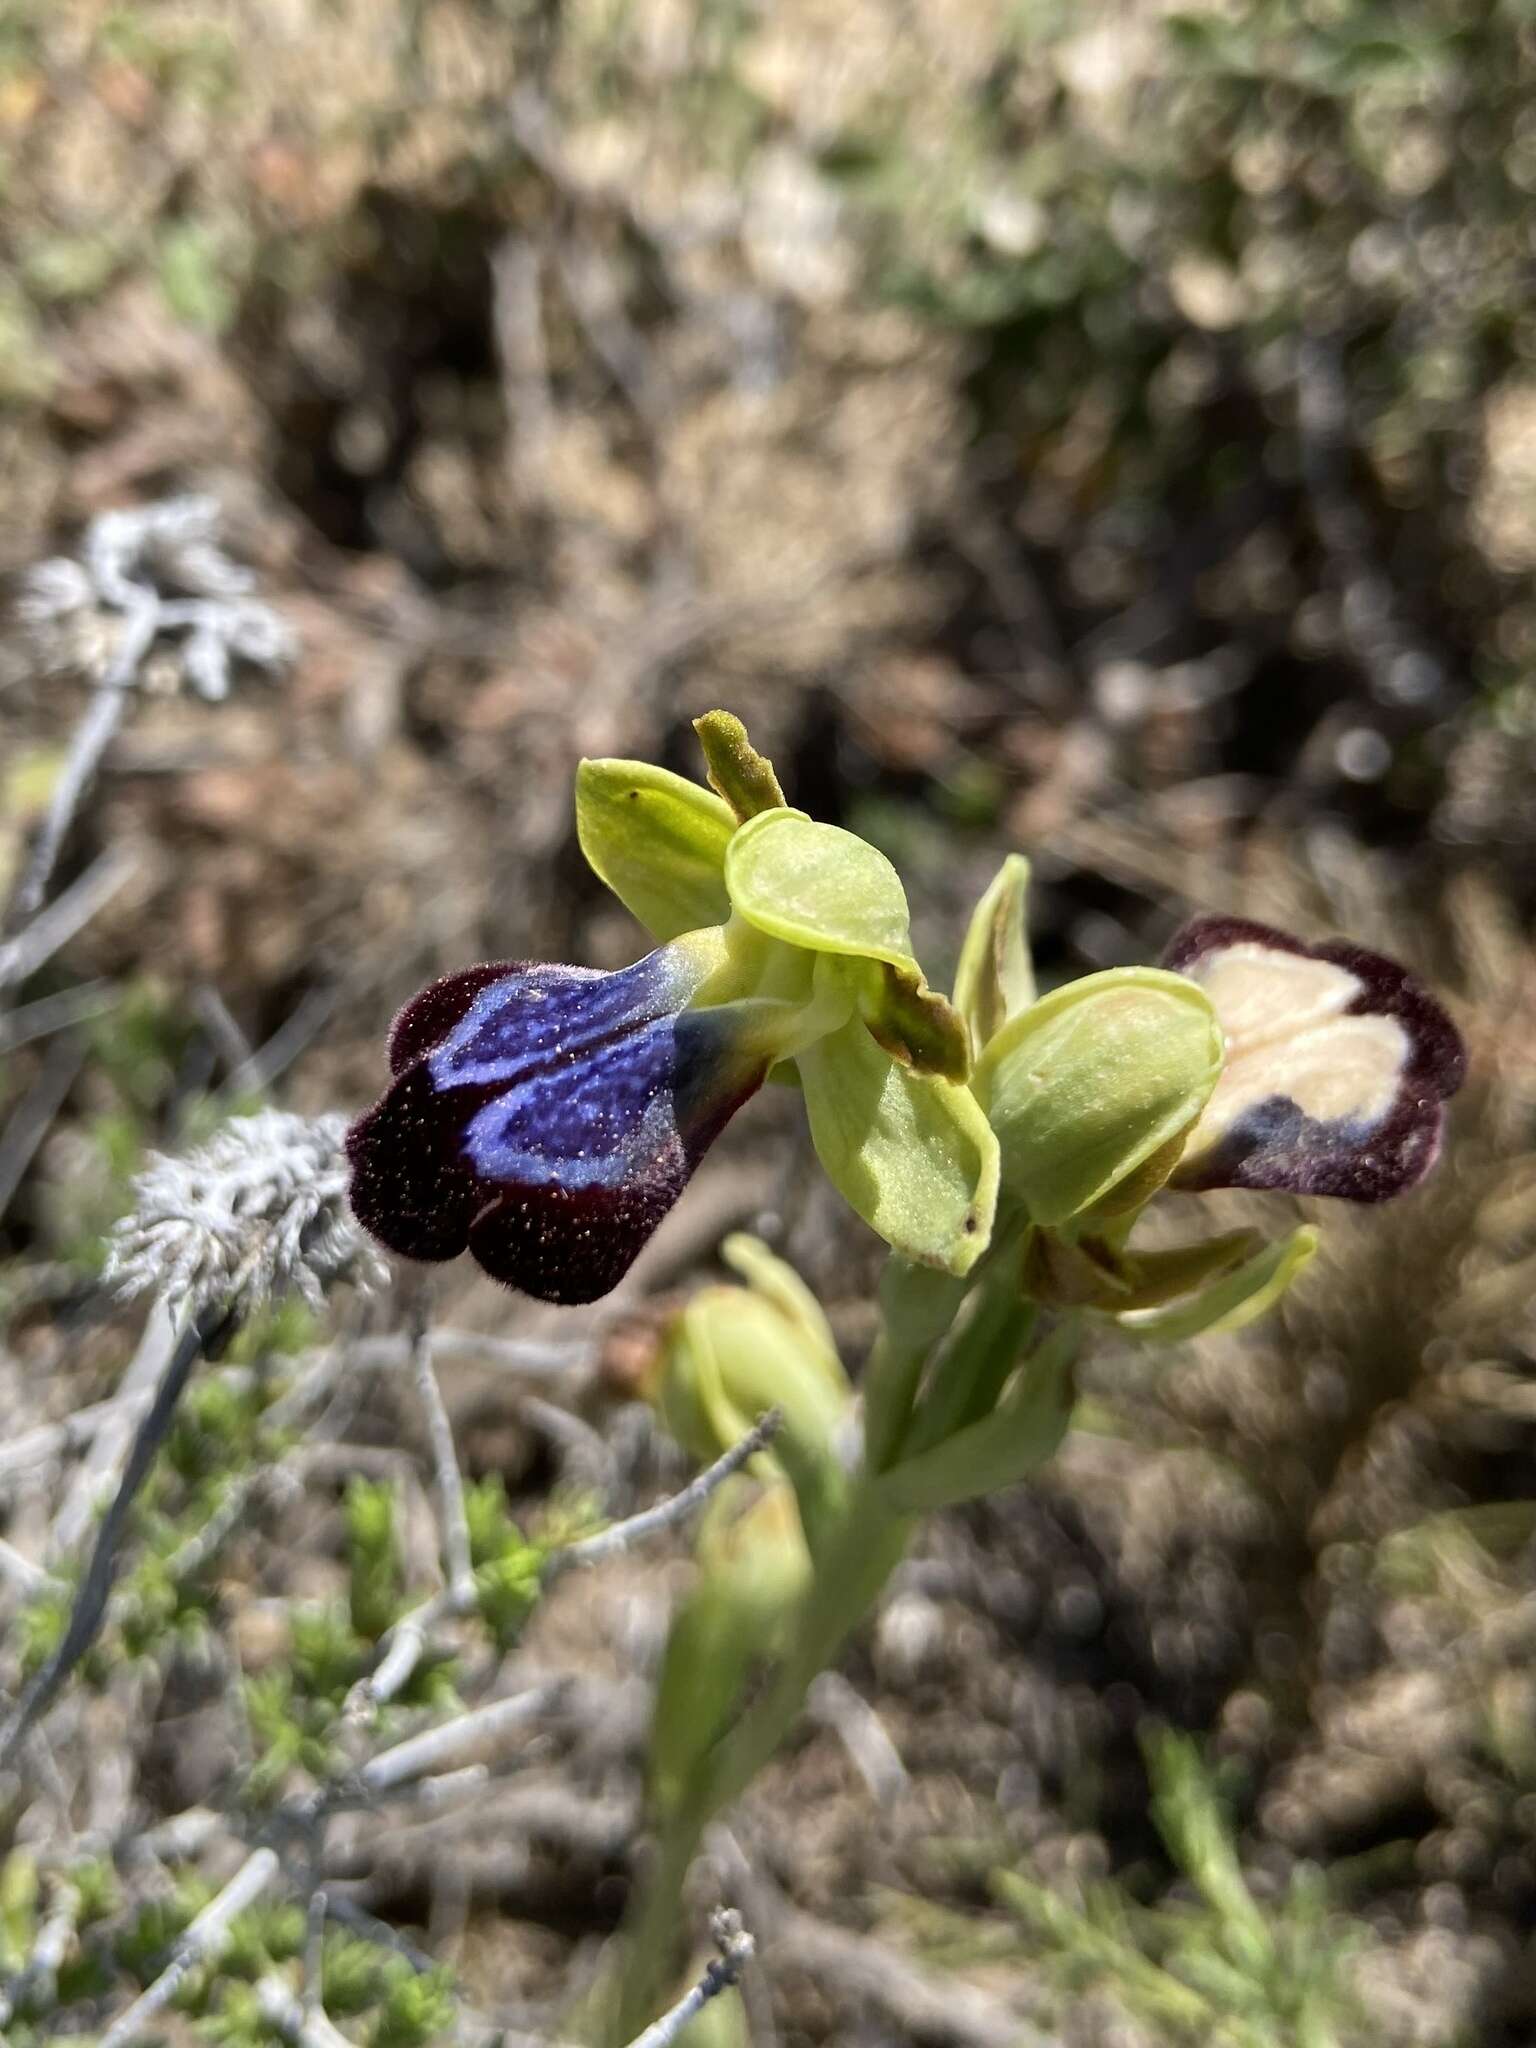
[
  {"xmin": 1185, "ymin": 944, "xmax": 1362, "ymax": 1048},
  {"xmin": 1198, "ymin": 1011, "xmax": 1408, "ymax": 1143}
]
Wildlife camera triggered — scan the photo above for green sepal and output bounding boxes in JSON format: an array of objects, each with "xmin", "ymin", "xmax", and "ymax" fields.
[
  {"xmin": 876, "ymin": 1315, "xmax": 1079, "ymax": 1513},
  {"xmin": 974, "ymin": 967, "xmax": 1224, "ymax": 1226},
  {"xmin": 798, "ymin": 1014, "xmax": 998, "ymax": 1277},
  {"xmin": 724, "ymin": 808, "xmax": 915, "ymax": 965},
  {"xmin": 954, "ymin": 854, "xmax": 1035, "ymax": 1055},
  {"xmin": 575, "ymin": 756, "xmax": 735, "ymax": 940},
  {"xmin": 1022, "ymin": 1226, "xmax": 1265, "ymax": 1314},
  {"xmin": 723, "ymin": 806, "xmax": 967, "ymax": 1074},
  {"xmin": 693, "ymin": 709, "xmax": 787, "ymax": 821},
  {"xmin": 1115, "ymin": 1225, "xmax": 1320, "ymax": 1343}
]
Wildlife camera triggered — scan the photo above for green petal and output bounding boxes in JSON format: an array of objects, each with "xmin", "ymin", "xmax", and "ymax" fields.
[
  {"xmin": 693, "ymin": 709, "xmax": 787, "ymax": 820},
  {"xmin": 954, "ymin": 854, "xmax": 1035, "ymax": 1055},
  {"xmin": 798, "ymin": 1015, "xmax": 998, "ymax": 1275},
  {"xmin": 575, "ymin": 757, "xmax": 735, "ymax": 941},
  {"xmin": 974, "ymin": 967, "xmax": 1224, "ymax": 1226},
  {"xmin": 724, "ymin": 809, "xmax": 915, "ymax": 965},
  {"xmin": 1115, "ymin": 1225, "xmax": 1319, "ymax": 1342},
  {"xmin": 855, "ymin": 958, "xmax": 971, "ymax": 1083},
  {"xmin": 1022, "ymin": 1226, "xmax": 1265, "ymax": 1313}
]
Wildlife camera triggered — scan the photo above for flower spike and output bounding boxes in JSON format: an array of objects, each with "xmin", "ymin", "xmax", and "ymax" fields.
[{"xmin": 1163, "ymin": 915, "xmax": 1466, "ymax": 1201}]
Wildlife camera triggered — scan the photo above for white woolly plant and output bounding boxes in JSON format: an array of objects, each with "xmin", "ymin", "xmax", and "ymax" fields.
[
  {"xmin": 0, "ymin": 1115, "xmax": 384, "ymax": 1772},
  {"xmin": 106, "ymin": 1110, "xmax": 389, "ymax": 1316}
]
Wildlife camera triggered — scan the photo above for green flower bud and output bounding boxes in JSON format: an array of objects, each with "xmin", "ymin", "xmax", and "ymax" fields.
[
  {"xmin": 973, "ymin": 967, "xmax": 1224, "ymax": 1226},
  {"xmin": 651, "ymin": 1238, "xmax": 853, "ymax": 1546},
  {"xmin": 649, "ymin": 1474, "xmax": 811, "ymax": 1817}
]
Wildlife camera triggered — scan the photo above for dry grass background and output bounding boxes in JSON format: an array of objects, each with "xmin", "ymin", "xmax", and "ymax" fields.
[{"xmin": 2, "ymin": 2, "xmax": 1536, "ymax": 2042}]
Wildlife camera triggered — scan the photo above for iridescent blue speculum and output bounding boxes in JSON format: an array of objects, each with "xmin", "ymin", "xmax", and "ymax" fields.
[{"xmin": 346, "ymin": 939, "xmax": 769, "ymax": 1304}]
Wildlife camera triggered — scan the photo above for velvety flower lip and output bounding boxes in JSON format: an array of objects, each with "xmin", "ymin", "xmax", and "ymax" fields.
[
  {"xmin": 345, "ymin": 945, "xmax": 767, "ymax": 1305},
  {"xmin": 1163, "ymin": 914, "xmax": 1467, "ymax": 1201}
]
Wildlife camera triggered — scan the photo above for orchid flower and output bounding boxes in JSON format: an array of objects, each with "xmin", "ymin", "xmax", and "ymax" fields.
[
  {"xmin": 346, "ymin": 714, "xmax": 998, "ymax": 1304},
  {"xmin": 957, "ymin": 864, "xmax": 1467, "ymax": 1344}
]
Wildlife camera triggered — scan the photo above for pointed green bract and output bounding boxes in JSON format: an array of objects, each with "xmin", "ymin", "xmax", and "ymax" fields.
[
  {"xmin": 1115, "ymin": 1224, "xmax": 1319, "ymax": 1342},
  {"xmin": 798, "ymin": 1014, "xmax": 998, "ymax": 1276},
  {"xmin": 876, "ymin": 1314, "xmax": 1079, "ymax": 1512},
  {"xmin": 693, "ymin": 709, "xmax": 787, "ymax": 820},
  {"xmin": 725, "ymin": 809, "xmax": 915, "ymax": 964},
  {"xmin": 955, "ymin": 854, "xmax": 1035, "ymax": 1055},
  {"xmin": 575, "ymin": 757, "xmax": 736, "ymax": 940},
  {"xmin": 975, "ymin": 967, "xmax": 1224, "ymax": 1225}
]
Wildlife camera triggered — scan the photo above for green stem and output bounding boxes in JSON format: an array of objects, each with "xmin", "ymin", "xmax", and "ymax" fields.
[
  {"xmin": 899, "ymin": 1258, "xmax": 1035, "ymax": 1463},
  {"xmin": 862, "ymin": 1257, "xmax": 966, "ymax": 1473},
  {"xmin": 604, "ymin": 1481, "xmax": 912, "ymax": 2041}
]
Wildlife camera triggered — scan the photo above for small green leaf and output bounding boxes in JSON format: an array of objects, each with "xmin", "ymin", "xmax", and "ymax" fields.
[
  {"xmin": 877, "ymin": 1314, "xmax": 1079, "ymax": 1511},
  {"xmin": 575, "ymin": 757, "xmax": 735, "ymax": 940},
  {"xmin": 954, "ymin": 854, "xmax": 1035, "ymax": 1055},
  {"xmin": 798, "ymin": 1014, "xmax": 998, "ymax": 1275},
  {"xmin": 725, "ymin": 809, "xmax": 915, "ymax": 964},
  {"xmin": 1116, "ymin": 1225, "xmax": 1319, "ymax": 1342},
  {"xmin": 975, "ymin": 968, "xmax": 1224, "ymax": 1225},
  {"xmin": 693, "ymin": 709, "xmax": 787, "ymax": 819}
]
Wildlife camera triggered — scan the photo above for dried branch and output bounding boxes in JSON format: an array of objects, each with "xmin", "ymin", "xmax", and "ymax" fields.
[
  {"xmin": 255, "ymin": 1974, "xmax": 356, "ymax": 2048},
  {"xmin": 358, "ymin": 1678, "xmax": 574, "ymax": 1795},
  {"xmin": 0, "ymin": 1299, "xmax": 236, "ymax": 1769},
  {"xmin": 544, "ymin": 1408, "xmax": 781, "ymax": 1580},
  {"xmin": 410, "ymin": 1297, "xmax": 476, "ymax": 1610},
  {"xmin": 6, "ymin": 679, "xmax": 137, "ymax": 933},
  {"xmin": 5, "ymin": 497, "xmax": 292, "ymax": 936},
  {"xmin": 351, "ymin": 1407, "xmax": 780, "ymax": 1717},
  {"xmin": 621, "ymin": 1910, "xmax": 756, "ymax": 2048},
  {"xmin": 0, "ymin": 846, "xmax": 139, "ymax": 994},
  {"xmin": 0, "ymin": 1032, "xmax": 86, "ymax": 1222},
  {"xmin": 0, "ymin": 978, "xmax": 119, "ymax": 1053},
  {"xmin": 806, "ymin": 1670, "xmax": 908, "ymax": 1806},
  {"xmin": 97, "ymin": 1848, "xmax": 279, "ymax": 2048},
  {"xmin": 0, "ymin": 1879, "xmax": 80, "ymax": 2028}
]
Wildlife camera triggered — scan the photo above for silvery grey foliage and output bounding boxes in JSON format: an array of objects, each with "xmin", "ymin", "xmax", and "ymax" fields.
[
  {"xmin": 106, "ymin": 1110, "xmax": 388, "ymax": 1315},
  {"xmin": 17, "ymin": 494, "xmax": 295, "ymax": 701}
]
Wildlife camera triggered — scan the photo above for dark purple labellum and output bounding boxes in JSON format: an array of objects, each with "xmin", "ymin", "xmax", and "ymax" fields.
[
  {"xmin": 1163, "ymin": 915, "xmax": 1467, "ymax": 1202},
  {"xmin": 346, "ymin": 951, "xmax": 765, "ymax": 1304}
]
